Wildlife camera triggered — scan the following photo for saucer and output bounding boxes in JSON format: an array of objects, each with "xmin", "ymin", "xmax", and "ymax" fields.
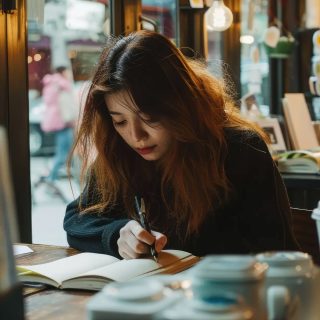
[{"xmin": 102, "ymin": 278, "xmax": 164, "ymax": 301}]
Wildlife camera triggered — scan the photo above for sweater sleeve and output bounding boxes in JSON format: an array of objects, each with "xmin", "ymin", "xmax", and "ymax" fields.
[{"xmin": 63, "ymin": 186, "xmax": 130, "ymax": 258}]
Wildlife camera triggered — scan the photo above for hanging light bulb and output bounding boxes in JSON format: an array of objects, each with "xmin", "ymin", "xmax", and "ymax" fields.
[{"xmin": 206, "ymin": 0, "xmax": 233, "ymax": 32}]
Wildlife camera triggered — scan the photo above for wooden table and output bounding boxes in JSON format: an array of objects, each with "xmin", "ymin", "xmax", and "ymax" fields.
[{"xmin": 16, "ymin": 244, "xmax": 95, "ymax": 320}]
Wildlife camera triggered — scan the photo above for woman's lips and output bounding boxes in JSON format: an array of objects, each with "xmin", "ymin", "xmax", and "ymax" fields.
[{"xmin": 136, "ymin": 146, "xmax": 156, "ymax": 155}]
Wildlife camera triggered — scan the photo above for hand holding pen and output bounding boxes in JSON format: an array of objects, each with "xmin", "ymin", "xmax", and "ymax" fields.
[
  {"xmin": 134, "ymin": 196, "xmax": 158, "ymax": 262},
  {"xmin": 117, "ymin": 197, "xmax": 167, "ymax": 260}
]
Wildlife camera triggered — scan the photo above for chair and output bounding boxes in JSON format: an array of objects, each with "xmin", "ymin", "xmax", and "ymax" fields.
[
  {"xmin": 32, "ymin": 175, "xmax": 69, "ymax": 204},
  {"xmin": 291, "ymin": 207, "xmax": 320, "ymax": 265}
]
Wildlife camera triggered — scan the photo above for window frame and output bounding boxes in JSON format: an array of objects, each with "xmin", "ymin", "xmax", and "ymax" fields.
[{"xmin": 0, "ymin": 0, "xmax": 32, "ymax": 242}]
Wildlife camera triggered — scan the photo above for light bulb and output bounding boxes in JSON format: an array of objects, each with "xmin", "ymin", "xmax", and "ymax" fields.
[{"xmin": 206, "ymin": 0, "xmax": 233, "ymax": 32}]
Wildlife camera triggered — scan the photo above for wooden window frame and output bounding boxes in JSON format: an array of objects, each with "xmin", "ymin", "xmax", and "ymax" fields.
[{"xmin": 0, "ymin": 0, "xmax": 31, "ymax": 242}]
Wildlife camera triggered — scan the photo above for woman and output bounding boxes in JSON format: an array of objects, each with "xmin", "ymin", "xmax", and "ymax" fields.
[
  {"xmin": 64, "ymin": 30, "xmax": 298, "ymax": 259},
  {"xmin": 41, "ymin": 66, "xmax": 75, "ymax": 183}
]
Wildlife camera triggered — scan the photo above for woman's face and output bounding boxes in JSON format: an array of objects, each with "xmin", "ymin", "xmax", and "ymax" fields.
[{"xmin": 105, "ymin": 91, "xmax": 173, "ymax": 161}]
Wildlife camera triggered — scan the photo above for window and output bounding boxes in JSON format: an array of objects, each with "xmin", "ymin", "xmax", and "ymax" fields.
[
  {"xmin": 141, "ymin": 0, "xmax": 179, "ymax": 44},
  {"xmin": 240, "ymin": 0, "xmax": 270, "ymax": 115},
  {"xmin": 27, "ymin": 0, "xmax": 111, "ymax": 245}
]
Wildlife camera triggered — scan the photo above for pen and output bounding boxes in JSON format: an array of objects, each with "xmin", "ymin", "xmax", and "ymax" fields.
[{"xmin": 134, "ymin": 196, "xmax": 158, "ymax": 262}]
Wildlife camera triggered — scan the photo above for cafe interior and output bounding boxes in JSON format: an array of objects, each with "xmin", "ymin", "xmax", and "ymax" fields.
[{"xmin": 1, "ymin": 0, "xmax": 320, "ymax": 319}]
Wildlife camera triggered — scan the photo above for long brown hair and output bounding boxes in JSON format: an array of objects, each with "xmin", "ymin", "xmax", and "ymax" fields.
[{"xmin": 72, "ymin": 30, "xmax": 267, "ymax": 236}]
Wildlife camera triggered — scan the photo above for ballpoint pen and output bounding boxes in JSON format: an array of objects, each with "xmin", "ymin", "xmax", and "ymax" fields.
[{"xmin": 134, "ymin": 196, "xmax": 158, "ymax": 262}]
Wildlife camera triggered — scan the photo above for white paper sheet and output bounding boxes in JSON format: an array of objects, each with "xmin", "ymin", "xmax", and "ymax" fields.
[{"xmin": 13, "ymin": 245, "xmax": 33, "ymax": 256}]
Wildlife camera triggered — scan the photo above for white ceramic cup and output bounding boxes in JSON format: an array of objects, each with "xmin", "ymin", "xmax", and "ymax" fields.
[
  {"xmin": 156, "ymin": 293, "xmax": 253, "ymax": 320},
  {"xmin": 312, "ymin": 56, "xmax": 320, "ymax": 78},
  {"xmin": 87, "ymin": 278, "xmax": 183, "ymax": 320},
  {"xmin": 189, "ymin": 255, "xmax": 290, "ymax": 320},
  {"xmin": 309, "ymin": 76, "xmax": 319, "ymax": 95},
  {"xmin": 312, "ymin": 201, "xmax": 320, "ymax": 247},
  {"xmin": 256, "ymin": 251, "xmax": 320, "ymax": 320}
]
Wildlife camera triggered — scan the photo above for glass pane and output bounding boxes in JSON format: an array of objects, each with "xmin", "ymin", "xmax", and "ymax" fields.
[
  {"xmin": 141, "ymin": 0, "xmax": 179, "ymax": 44},
  {"xmin": 207, "ymin": 30, "xmax": 223, "ymax": 78},
  {"xmin": 27, "ymin": 0, "xmax": 110, "ymax": 245},
  {"xmin": 205, "ymin": 5, "xmax": 223, "ymax": 79},
  {"xmin": 240, "ymin": 0, "xmax": 270, "ymax": 116}
]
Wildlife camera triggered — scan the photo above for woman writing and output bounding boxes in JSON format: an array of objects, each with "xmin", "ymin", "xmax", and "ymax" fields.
[{"xmin": 64, "ymin": 30, "xmax": 298, "ymax": 259}]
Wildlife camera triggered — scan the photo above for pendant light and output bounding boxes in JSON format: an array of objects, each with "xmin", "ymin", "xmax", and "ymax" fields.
[{"xmin": 206, "ymin": 0, "xmax": 233, "ymax": 32}]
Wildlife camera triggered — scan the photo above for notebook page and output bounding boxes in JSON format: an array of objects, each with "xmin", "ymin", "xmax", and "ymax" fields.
[
  {"xmin": 18, "ymin": 252, "xmax": 119, "ymax": 285},
  {"xmin": 72, "ymin": 250, "xmax": 193, "ymax": 282}
]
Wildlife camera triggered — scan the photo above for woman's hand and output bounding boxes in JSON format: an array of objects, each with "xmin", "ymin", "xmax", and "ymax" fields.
[{"xmin": 117, "ymin": 220, "xmax": 167, "ymax": 259}]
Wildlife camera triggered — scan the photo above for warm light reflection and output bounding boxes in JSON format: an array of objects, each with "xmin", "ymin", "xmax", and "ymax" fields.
[
  {"xmin": 34, "ymin": 54, "xmax": 42, "ymax": 62},
  {"xmin": 240, "ymin": 35, "xmax": 255, "ymax": 45},
  {"xmin": 68, "ymin": 50, "xmax": 77, "ymax": 59},
  {"xmin": 206, "ymin": 0, "xmax": 233, "ymax": 32},
  {"xmin": 180, "ymin": 279, "xmax": 192, "ymax": 289},
  {"xmin": 27, "ymin": 56, "xmax": 33, "ymax": 64},
  {"xmin": 212, "ymin": 7, "xmax": 227, "ymax": 28}
]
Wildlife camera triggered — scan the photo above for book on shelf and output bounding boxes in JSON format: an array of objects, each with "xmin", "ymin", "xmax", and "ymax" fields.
[
  {"xmin": 17, "ymin": 250, "xmax": 199, "ymax": 291},
  {"xmin": 275, "ymin": 150, "xmax": 320, "ymax": 174},
  {"xmin": 282, "ymin": 93, "xmax": 319, "ymax": 150}
]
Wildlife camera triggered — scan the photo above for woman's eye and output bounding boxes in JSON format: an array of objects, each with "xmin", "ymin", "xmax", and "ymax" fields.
[{"xmin": 113, "ymin": 120, "xmax": 126, "ymax": 127}]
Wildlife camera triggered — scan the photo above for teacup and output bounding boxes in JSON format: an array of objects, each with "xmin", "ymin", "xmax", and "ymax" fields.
[
  {"xmin": 87, "ymin": 278, "xmax": 183, "ymax": 320},
  {"xmin": 312, "ymin": 56, "xmax": 320, "ymax": 77},
  {"xmin": 256, "ymin": 251, "xmax": 320, "ymax": 320},
  {"xmin": 156, "ymin": 293, "xmax": 253, "ymax": 320},
  {"xmin": 309, "ymin": 76, "xmax": 320, "ymax": 95},
  {"xmin": 189, "ymin": 255, "xmax": 290, "ymax": 319},
  {"xmin": 312, "ymin": 201, "xmax": 320, "ymax": 247}
]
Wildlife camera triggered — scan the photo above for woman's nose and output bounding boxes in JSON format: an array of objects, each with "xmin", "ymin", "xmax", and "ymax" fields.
[{"xmin": 130, "ymin": 121, "xmax": 148, "ymax": 142}]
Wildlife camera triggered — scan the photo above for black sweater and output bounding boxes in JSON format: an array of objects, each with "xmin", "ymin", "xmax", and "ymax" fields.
[{"xmin": 63, "ymin": 130, "xmax": 299, "ymax": 258}]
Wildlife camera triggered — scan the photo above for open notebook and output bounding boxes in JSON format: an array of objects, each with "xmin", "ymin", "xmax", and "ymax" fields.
[{"xmin": 17, "ymin": 250, "xmax": 199, "ymax": 291}]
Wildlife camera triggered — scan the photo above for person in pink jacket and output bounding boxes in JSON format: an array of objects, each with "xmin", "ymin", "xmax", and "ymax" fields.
[{"xmin": 41, "ymin": 66, "xmax": 75, "ymax": 183}]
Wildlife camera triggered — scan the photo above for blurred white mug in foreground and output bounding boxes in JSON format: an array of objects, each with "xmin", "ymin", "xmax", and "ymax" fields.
[
  {"xmin": 190, "ymin": 255, "xmax": 289, "ymax": 320},
  {"xmin": 312, "ymin": 201, "xmax": 320, "ymax": 249},
  {"xmin": 256, "ymin": 251, "xmax": 320, "ymax": 320}
]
